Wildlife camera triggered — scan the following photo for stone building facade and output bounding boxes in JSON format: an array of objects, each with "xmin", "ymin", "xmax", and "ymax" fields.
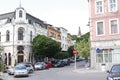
[{"xmin": 0, "ymin": 7, "xmax": 47, "ymax": 67}]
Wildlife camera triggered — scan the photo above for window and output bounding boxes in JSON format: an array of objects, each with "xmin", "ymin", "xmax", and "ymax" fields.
[
  {"xmin": 109, "ymin": 0, "xmax": 117, "ymax": 12},
  {"xmin": 18, "ymin": 27, "xmax": 24, "ymax": 40},
  {"xmin": 112, "ymin": 49, "xmax": 120, "ymax": 63},
  {"xmin": 96, "ymin": 49, "xmax": 112, "ymax": 63},
  {"xmin": 96, "ymin": 1, "xmax": 103, "ymax": 13},
  {"xmin": 6, "ymin": 30, "xmax": 10, "ymax": 42},
  {"xmin": 8, "ymin": 53, "xmax": 11, "ymax": 66},
  {"xmin": 19, "ymin": 10, "xmax": 23, "ymax": 18},
  {"xmin": 30, "ymin": 31, "xmax": 32, "ymax": 43},
  {"xmin": 5, "ymin": 53, "xmax": 7, "ymax": 65},
  {"xmin": 96, "ymin": 21, "xmax": 104, "ymax": 35},
  {"xmin": 110, "ymin": 20, "xmax": 118, "ymax": 34},
  {"xmin": 28, "ymin": 20, "xmax": 32, "ymax": 24}
]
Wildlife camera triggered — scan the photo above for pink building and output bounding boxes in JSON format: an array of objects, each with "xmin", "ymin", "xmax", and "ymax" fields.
[{"xmin": 89, "ymin": 0, "xmax": 120, "ymax": 71}]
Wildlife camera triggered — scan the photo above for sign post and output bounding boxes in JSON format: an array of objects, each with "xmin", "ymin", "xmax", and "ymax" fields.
[
  {"xmin": 73, "ymin": 49, "xmax": 77, "ymax": 70},
  {"xmin": 96, "ymin": 48, "xmax": 101, "ymax": 53},
  {"xmin": 96, "ymin": 48, "xmax": 101, "ymax": 70}
]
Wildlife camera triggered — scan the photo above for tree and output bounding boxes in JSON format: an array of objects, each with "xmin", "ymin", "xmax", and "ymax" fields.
[
  {"xmin": 32, "ymin": 35, "xmax": 60, "ymax": 61},
  {"xmin": 67, "ymin": 46, "xmax": 74, "ymax": 57},
  {"xmin": 54, "ymin": 52, "xmax": 69, "ymax": 59},
  {"xmin": 75, "ymin": 32, "xmax": 90, "ymax": 60}
]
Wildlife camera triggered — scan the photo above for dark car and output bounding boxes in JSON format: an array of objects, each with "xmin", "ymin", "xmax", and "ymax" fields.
[
  {"xmin": 52, "ymin": 60, "xmax": 65, "ymax": 67},
  {"xmin": 107, "ymin": 64, "xmax": 120, "ymax": 80}
]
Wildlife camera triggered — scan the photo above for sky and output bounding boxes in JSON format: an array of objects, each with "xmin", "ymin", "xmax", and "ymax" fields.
[{"xmin": 0, "ymin": 0, "xmax": 89, "ymax": 35}]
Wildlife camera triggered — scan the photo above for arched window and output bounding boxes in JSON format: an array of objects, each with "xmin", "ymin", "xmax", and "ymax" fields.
[
  {"xmin": 30, "ymin": 31, "xmax": 32, "ymax": 43},
  {"xmin": 5, "ymin": 53, "xmax": 7, "ymax": 65},
  {"xmin": 8, "ymin": 53, "xmax": 11, "ymax": 66},
  {"xmin": 6, "ymin": 30, "xmax": 10, "ymax": 42},
  {"xmin": 19, "ymin": 10, "xmax": 23, "ymax": 18},
  {"xmin": 18, "ymin": 27, "xmax": 24, "ymax": 40}
]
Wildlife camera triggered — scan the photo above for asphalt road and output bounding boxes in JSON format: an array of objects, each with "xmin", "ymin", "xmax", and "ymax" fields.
[{"xmin": 0, "ymin": 61, "xmax": 107, "ymax": 80}]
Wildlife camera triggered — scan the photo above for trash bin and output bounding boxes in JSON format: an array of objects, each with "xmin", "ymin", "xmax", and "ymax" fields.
[{"xmin": 101, "ymin": 64, "xmax": 106, "ymax": 71}]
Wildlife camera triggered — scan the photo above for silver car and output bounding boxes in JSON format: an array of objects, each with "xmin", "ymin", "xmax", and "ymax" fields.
[
  {"xmin": 7, "ymin": 67, "xmax": 14, "ymax": 75},
  {"xmin": 14, "ymin": 65, "xmax": 29, "ymax": 77},
  {"xmin": 17, "ymin": 63, "xmax": 34, "ymax": 73},
  {"xmin": 34, "ymin": 62, "xmax": 46, "ymax": 70}
]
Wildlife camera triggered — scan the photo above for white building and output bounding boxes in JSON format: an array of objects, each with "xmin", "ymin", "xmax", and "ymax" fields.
[
  {"xmin": 59, "ymin": 27, "xmax": 68, "ymax": 51},
  {"xmin": 0, "ymin": 7, "xmax": 47, "ymax": 67}
]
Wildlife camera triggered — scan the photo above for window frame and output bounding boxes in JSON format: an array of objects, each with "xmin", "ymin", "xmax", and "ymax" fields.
[
  {"xmin": 6, "ymin": 30, "xmax": 10, "ymax": 42},
  {"xmin": 109, "ymin": 19, "xmax": 119, "ymax": 35},
  {"xmin": 96, "ymin": 20, "xmax": 105, "ymax": 36},
  {"xmin": 95, "ymin": 0, "xmax": 104, "ymax": 14},
  {"xmin": 108, "ymin": 0, "xmax": 118, "ymax": 12},
  {"xmin": 30, "ymin": 31, "xmax": 32, "ymax": 43},
  {"xmin": 19, "ymin": 10, "xmax": 23, "ymax": 18},
  {"xmin": 18, "ymin": 27, "xmax": 24, "ymax": 40}
]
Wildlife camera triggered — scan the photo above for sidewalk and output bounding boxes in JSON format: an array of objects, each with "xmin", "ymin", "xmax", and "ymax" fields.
[
  {"xmin": 72, "ymin": 67, "xmax": 105, "ymax": 73},
  {"xmin": 0, "ymin": 72, "xmax": 3, "ymax": 79}
]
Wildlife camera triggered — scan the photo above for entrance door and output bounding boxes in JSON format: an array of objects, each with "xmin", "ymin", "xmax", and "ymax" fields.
[{"xmin": 17, "ymin": 54, "xmax": 24, "ymax": 63}]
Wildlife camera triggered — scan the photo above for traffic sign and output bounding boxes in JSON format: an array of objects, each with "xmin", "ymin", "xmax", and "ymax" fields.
[
  {"xmin": 73, "ymin": 49, "xmax": 77, "ymax": 54},
  {"xmin": 96, "ymin": 48, "xmax": 101, "ymax": 53}
]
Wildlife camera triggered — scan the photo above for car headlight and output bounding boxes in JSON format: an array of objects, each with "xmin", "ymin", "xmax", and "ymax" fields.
[{"xmin": 107, "ymin": 77, "xmax": 113, "ymax": 80}]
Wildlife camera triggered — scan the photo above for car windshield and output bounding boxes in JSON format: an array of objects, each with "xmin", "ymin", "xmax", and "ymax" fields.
[
  {"xmin": 111, "ymin": 65, "xmax": 120, "ymax": 73},
  {"xmin": 15, "ymin": 66, "xmax": 26, "ymax": 70}
]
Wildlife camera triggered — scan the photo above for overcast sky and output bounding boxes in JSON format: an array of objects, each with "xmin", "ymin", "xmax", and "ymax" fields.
[{"xmin": 0, "ymin": 0, "xmax": 89, "ymax": 35}]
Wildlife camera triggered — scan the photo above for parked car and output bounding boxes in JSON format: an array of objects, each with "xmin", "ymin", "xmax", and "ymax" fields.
[
  {"xmin": 45, "ymin": 62, "xmax": 52, "ymax": 68},
  {"xmin": 14, "ymin": 65, "xmax": 29, "ymax": 77},
  {"xmin": 107, "ymin": 64, "xmax": 120, "ymax": 80},
  {"xmin": 62, "ymin": 59, "xmax": 70, "ymax": 66},
  {"xmin": 52, "ymin": 60, "xmax": 65, "ymax": 67},
  {"xmin": 7, "ymin": 67, "xmax": 14, "ymax": 75},
  {"xmin": 34, "ymin": 62, "xmax": 46, "ymax": 70},
  {"xmin": 17, "ymin": 63, "xmax": 34, "ymax": 73}
]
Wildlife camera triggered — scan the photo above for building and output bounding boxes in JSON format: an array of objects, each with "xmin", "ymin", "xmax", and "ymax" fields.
[
  {"xmin": 89, "ymin": 0, "xmax": 120, "ymax": 70},
  {"xmin": 0, "ymin": 6, "xmax": 47, "ymax": 67},
  {"xmin": 58, "ymin": 27, "xmax": 68, "ymax": 51},
  {"xmin": 78, "ymin": 26, "xmax": 81, "ymax": 37},
  {"xmin": 47, "ymin": 24, "xmax": 61, "ymax": 43},
  {"xmin": 67, "ymin": 33, "xmax": 73, "ymax": 47}
]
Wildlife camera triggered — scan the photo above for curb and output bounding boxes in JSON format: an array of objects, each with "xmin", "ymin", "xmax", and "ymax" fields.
[{"xmin": 72, "ymin": 68, "xmax": 105, "ymax": 73}]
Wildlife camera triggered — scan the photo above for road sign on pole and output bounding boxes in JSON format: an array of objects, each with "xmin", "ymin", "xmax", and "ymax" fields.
[
  {"xmin": 73, "ymin": 49, "xmax": 78, "ymax": 70},
  {"xmin": 73, "ymin": 49, "xmax": 77, "ymax": 54},
  {"xmin": 96, "ymin": 48, "xmax": 101, "ymax": 53}
]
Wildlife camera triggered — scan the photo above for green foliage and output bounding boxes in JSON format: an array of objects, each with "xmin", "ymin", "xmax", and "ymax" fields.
[
  {"xmin": 0, "ymin": 60, "xmax": 4, "ymax": 71},
  {"xmin": 72, "ymin": 35, "xmax": 78, "ymax": 40},
  {"xmin": 75, "ymin": 32, "xmax": 90, "ymax": 60},
  {"xmin": 54, "ymin": 52, "xmax": 69, "ymax": 59},
  {"xmin": 32, "ymin": 35, "xmax": 60, "ymax": 60},
  {"xmin": 76, "ymin": 41, "xmax": 90, "ymax": 59},
  {"xmin": 0, "ymin": 78, "xmax": 3, "ymax": 80},
  {"xmin": 77, "ymin": 32, "xmax": 89, "ymax": 42},
  {"xmin": 67, "ymin": 46, "xmax": 74, "ymax": 57}
]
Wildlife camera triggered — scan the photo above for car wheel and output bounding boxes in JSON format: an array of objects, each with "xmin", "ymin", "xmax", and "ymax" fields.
[{"xmin": 30, "ymin": 69, "xmax": 33, "ymax": 73}]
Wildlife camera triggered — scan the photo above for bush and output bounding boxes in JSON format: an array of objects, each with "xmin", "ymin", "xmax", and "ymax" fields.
[
  {"xmin": 0, "ymin": 78, "xmax": 3, "ymax": 80},
  {"xmin": 0, "ymin": 61, "xmax": 4, "ymax": 71}
]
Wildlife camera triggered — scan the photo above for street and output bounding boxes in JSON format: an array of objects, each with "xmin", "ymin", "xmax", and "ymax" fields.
[{"xmin": 1, "ymin": 61, "xmax": 107, "ymax": 80}]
